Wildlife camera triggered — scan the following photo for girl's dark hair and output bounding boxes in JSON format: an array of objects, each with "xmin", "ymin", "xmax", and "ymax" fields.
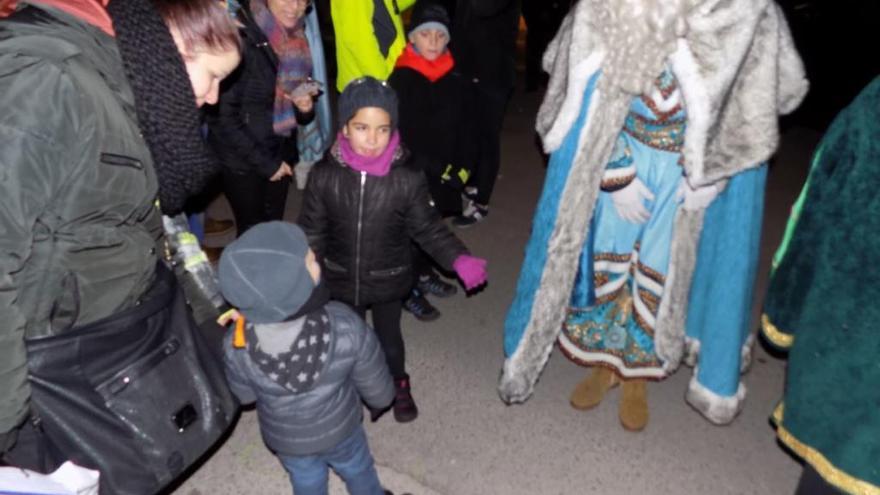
[{"xmin": 152, "ymin": 0, "xmax": 241, "ymax": 54}]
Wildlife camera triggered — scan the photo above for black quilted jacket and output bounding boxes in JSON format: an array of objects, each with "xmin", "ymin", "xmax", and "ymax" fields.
[{"xmin": 298, "ymin": 145, "xmax": 468, "ymax": 306}]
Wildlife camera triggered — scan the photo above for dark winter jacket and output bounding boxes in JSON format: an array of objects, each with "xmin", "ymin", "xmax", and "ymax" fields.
[
  {"xmin": 453, "ymin": 0, "xmax": 521, "ymax": 90},
  {"xmin": 298, "ymin": 145, "xmax": 468, "ymax": 306},
  {"xmin": 388, "ymin": 63, "xmax": 477, "ymax": 214},
  {"xmin": 206, "ymin": 1, "xmax": 314, "ymax": 179},
  {"xmin": 224, "ymin": 302, "xmax": 394, "ymax": 456},
  {"xmin": 0, "ymin": 4, "xmax": 163, "ymax": 435}
]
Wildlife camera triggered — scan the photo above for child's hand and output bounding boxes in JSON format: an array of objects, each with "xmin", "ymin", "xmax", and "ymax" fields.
[
  {"xmin": 217, "ymin": 308, "xmax": 241, "ymax": 327},
  {"xmin": 453, "ymin": 254, "xmax": 487, "ymax": 290}
]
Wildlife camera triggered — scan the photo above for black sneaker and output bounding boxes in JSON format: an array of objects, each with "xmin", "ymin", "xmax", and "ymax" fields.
[
  {"xmin": 452, "ymin": 202, "xmax": 488, "ymax": 228},
  {"xmin": 402, "ymin": 289, "xmax": 440, "ymax": 321},
  {"xmin": 393, "ymin": 375, "xmax": 418, "ymax": 423},
  {"xmin": 417, "ymin": 273, "xmax": 457, "ymax": 298}
]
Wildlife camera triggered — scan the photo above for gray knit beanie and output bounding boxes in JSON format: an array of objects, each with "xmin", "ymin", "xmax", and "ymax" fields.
[
  {"xmin": 218, "ymin": 222, "xmax": 315, "ymax": 324},
  {"xmin": 338, "ymin": 76, "xmax": 398, "ymax": 130}
]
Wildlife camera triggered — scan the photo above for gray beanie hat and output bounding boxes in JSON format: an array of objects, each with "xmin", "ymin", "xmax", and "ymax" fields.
[
  {"xmin": 407, "ymin": 1, "xmax": 451, "ymax": 40},
  {"xmin": 218, "ymin": 222, "xmax": 315, "ymax": 324},
  {"xmin": 338, "ymin": 76, "xmax": 398, "ymax": 130}
]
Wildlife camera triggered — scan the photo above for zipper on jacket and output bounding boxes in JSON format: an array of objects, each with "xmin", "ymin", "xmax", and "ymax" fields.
[{"xmin": 355, "ymin": 171, "xmax": 367, "ymax": 306}]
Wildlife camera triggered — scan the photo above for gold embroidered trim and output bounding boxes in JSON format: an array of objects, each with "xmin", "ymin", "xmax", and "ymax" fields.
[
  {"xmin": 594, "ymin": 252, "xmax": 632, "ymax": 263},
  {"xmin": 761, "ymin": 314, "xmax": 794, "ymax": 348},
  {"xmin": 636, "ymin": 262, "xmax": 665, "ymax": 285},
  {"xmin": 601, "ymin": 173, "xmax": 636, "ymax": 191},
  {"xmin": 638, "ymin": 288, "xmax": 660, "ymax": 316},
  {"xmin": 777, "ymin": 425, "xmax": 880, "ymax": 495}
]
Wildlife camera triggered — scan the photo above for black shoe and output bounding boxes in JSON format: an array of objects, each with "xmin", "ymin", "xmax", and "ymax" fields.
[
  {"xmin": 393, "ymin": 375, "xmax": 418, "ymax": 423},
  {"xmin": 417, "ymin": 273, "xmax": 457, "ymax": 298},
  {"xmin": 452, "ymin": 202, "xmax": 488, "ymax": 228},
  {"xmin": 403, "ymin": 289, "xmax": 440, "ymax": 321}
]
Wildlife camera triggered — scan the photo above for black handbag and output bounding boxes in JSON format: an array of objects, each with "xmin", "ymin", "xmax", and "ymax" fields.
[{"xmin": 16, "ymin": 263, "xmax": 237, "ymax": 494}]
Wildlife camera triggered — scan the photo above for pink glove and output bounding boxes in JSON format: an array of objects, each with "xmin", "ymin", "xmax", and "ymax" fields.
[{"xmin": 453, "ymin": 254, "xmax": 488, "ymax": 290}]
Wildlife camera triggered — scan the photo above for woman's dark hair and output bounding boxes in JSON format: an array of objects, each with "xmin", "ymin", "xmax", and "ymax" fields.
[{"xmin": 153, "ymin": 0, "xmax": 242, "ymax": 54}]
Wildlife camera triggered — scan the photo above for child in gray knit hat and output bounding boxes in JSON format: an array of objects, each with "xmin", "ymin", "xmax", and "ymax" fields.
[{"xmin": 218, "ymin": 221, "xmax": 395, "ymax": 495}]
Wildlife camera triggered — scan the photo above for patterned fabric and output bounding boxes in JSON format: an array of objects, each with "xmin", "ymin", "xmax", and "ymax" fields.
[
  {"xmin": 247, "ymin": 309, "xmax": 331, "ymax": 393},
  {"xmin": 559, "ymin": 83, "xmax": 685, "ymax": 380},
  {"xmin": 251, "ymin": 0, "xmax": 313, "ymax": 136},
  {"xmin": 622, "ymin": 70, "xmax": 686, "ymax": 152}
]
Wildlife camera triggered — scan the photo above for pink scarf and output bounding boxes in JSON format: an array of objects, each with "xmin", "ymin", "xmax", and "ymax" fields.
[{"xmin": 337, "ymin": 131, "xmax": 401, "ymax": 177}]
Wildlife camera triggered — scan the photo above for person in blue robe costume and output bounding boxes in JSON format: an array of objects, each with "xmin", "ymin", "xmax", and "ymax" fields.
[{"xmin": 497, "ymin": 0, "xmax": 808, "ymax": 430}]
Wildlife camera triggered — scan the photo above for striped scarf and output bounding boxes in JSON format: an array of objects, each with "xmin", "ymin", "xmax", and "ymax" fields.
[{"xmin": 251, "ymin": 0, "xmax": 312, "ymax": 136}]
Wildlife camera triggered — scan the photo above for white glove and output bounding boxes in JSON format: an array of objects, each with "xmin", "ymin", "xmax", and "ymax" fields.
[
  {"xmin": 677, "ymin": 180, "xmax": 720, "ymax": 211},
  {"xmin": 611, "ymin": 177, "xmax": 655, "ymax": 224}
]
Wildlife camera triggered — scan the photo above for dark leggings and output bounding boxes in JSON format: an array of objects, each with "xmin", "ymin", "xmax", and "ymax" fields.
[{"xmin": 352, "ymin": 300, "xmax": 405, "ymax": 379}]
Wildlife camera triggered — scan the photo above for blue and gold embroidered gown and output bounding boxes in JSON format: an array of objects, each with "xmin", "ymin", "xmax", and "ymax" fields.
[{"xmin": 558, "ymin": 71, "xmax": 684, "ymax": 379}]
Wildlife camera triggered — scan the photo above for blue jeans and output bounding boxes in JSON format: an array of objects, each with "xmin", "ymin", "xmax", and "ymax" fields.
[{"xmin": 278, "ymin": 425, "xmax": 384, "ymax": 495}]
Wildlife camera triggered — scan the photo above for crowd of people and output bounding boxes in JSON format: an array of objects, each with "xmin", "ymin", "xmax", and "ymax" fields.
[{"xmin": 0, "ymin": 0, "xmax": 876, "ymax": 494}]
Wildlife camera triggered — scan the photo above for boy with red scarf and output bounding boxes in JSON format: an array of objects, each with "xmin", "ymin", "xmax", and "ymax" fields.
[{"xmin": 389, "ymin": 1, "xmax": 476, "ymax": 321}]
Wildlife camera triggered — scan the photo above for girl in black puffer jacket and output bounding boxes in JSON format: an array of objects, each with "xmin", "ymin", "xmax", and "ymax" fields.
[{"xmin": 299, "ymin": 77, "xmax": 487, "ymax": 423}]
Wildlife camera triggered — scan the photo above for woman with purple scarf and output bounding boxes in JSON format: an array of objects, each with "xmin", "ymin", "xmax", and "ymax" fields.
[{"xmin": 207, "ymin": 0, "xmax": 320, "ymax": 236}]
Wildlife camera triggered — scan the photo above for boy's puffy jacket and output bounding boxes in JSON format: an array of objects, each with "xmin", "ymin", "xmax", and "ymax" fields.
[{"xmin": 224, "ymin": 302, "xmax": 394, "ymax": 456}]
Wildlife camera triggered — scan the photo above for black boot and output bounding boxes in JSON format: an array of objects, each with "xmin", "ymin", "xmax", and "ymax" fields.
[{"xmin": 393, "ymin": 375, "xmax": 419, "ymax": 423}]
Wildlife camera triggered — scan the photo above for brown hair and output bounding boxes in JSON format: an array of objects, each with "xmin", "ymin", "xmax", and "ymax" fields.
[{"xmin": 152, "ymin": 0, "xmax": 241, "ymax": 54}]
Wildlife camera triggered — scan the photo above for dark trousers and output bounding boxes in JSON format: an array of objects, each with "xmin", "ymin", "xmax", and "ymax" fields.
[
  {"xmin": 352, "ymin": 300, "xmax": 405, "ymax": 379},
  {"xmin": 471, "ymin": 84, "xmax": 512, "ymax": 206},
  {"xmin": 795, "ymin": 464, "xmax": 841, "ymax": 495},
  {"xmin": 222, "ymin": 168, "xmax": 290, "ymax": 236}
]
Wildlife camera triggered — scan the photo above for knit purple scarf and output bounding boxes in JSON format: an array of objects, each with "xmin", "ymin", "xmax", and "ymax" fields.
[
  {"xmin": 251, "ymin": 0, "xmax": 312, "ymax": 136},
  {"xmin": 338, "ymin": 131, "xmax": 401, "ymax": 177}
]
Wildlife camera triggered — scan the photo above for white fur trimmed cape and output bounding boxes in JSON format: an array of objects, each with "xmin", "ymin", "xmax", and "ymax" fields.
[{"xmin": 499, "ymin": 0, "xmax": 808, "ymax": 403}]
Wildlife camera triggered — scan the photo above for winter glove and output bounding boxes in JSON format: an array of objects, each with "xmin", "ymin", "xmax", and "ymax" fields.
[
  {"xmin": 453, "ymin": 254, "xmax": 488, "ymax": 290},
  {"xmin": 676, "ymin": 180, "xmax": 720, "ymax": 211},
  {"xmin": 610, "ymin": 177, "xmax": 655, "ymax": 223}
]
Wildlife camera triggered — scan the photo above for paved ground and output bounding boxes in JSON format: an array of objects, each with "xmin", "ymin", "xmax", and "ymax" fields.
[{"xmin": 182, "ymin": 84, "xmax": 820, "ymax": 495}]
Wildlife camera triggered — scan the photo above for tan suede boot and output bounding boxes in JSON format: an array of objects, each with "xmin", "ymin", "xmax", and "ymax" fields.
[
  {"xmin": 570, "ymin": 367, "xmax": 619, "ymax": 410},
  {"xmin": 619, "ymin": 379, "xmax": 649, "ymax": 431}
]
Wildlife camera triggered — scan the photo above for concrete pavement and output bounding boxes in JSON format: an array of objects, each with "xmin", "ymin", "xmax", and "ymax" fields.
[{"xmin": 182, "ymin": 85, "xmax": 819, "ymax": 495}]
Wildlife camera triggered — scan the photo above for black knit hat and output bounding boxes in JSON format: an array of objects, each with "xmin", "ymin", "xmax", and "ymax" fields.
[
  {"xmin": 408, "ymin": 1, "xmax": 451, "ymax": 39},
  {"xmin": 338, "ymin": 76, "xmax": 399, "ymax": 129}
]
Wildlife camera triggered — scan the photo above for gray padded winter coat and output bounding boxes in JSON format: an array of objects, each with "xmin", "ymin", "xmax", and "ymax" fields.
[{"xmin": 223, "ymin": 301, "xmax": 394, "ymax": 456}]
